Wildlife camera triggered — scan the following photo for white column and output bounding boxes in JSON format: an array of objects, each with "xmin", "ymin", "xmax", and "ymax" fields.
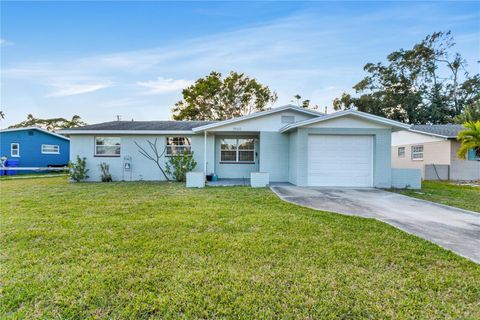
[{"xmin": 204, "ymin": 130, "xmax": 207, "ymax": 176}]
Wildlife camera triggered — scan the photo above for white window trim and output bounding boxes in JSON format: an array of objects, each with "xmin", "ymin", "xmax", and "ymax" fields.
[
  {"xmin": 11, "ymin": 143, "xmax": 20, "ymax": 157},
  {"xmin": 165, "ymin": 137, "xmax": 192, "ymax": 156},
  {"xmin": 220, "ymin": 138, "xmax": 255, "ymax": 163},
  {"xmin": 41, "ymin": 144, "xmax": 60, "ymax": 154},
  {"xmin": 94, "ymin": 136, "xmax": 121, "ymax": 157},
  {"xmin": 411, "ymin": 145, "xmax": 424, "ymax": 161},
  {"xmin": 398, "ymin": 147, "xmax": 405, "ymax": 158}
]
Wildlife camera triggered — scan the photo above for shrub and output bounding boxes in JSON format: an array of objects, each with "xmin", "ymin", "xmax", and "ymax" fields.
[
  {"xmin": 68, "ymin": 156, "xmax": 89, "ymax": 182},
  {"xmin": 165, "ymin": 150, "xmax": 197, "ymax": 182},
  {"xmin": 99, "ymin": 162, "xmax": 112, "ymax": 182}
]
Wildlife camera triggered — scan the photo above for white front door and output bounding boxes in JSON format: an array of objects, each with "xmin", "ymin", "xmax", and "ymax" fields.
[{"xmin": 308, "ymin": 135, "xmax": 373, "ymax": 187}]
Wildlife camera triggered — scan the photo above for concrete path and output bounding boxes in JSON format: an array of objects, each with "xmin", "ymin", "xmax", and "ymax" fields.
[{"xmin": 270, "ymin": 185, "xmax": 480, "ymax": 264}]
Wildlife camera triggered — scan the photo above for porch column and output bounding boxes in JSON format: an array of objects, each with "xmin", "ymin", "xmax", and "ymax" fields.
[{"xmin": 204, "ymin": 130, "xmax": 207, "ymax": 177}]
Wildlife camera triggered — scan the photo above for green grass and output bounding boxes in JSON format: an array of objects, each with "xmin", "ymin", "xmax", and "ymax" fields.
[
  {"xmin": 1, "ymin": 178, "xmax": 479, "ymax": 319},
  {"xmin": 391, "ymin": 180, "xmax": 480, "ymax": 212}
]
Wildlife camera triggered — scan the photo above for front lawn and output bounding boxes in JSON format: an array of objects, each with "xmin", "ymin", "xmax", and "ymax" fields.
[
  {"xmin": 391, "ymin": 180, "xmax": 480, "ymax": 212},
  {"xmin": 1, "ymin": 177, "xmax": 479, "ymax": 318}
]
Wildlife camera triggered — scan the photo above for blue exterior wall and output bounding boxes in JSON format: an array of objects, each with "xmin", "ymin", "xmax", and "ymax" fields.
[
  {"xmin": 259, "ymin": 132, "xmax": 289, "ymax": 182},
  {"xmin": 292, "ymin": 127, "xmax": 392, "ymax": 188},
  {"xmin": 0, "ymin": 129, "xmax": 70, "ymax": 167},
  {"xmin": 214, "ymin": 135, "xmax": 259, "ymax": 179}
]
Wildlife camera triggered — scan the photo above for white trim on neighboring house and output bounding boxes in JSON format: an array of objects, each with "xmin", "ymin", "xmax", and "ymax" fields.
[
  {"xmin": 279, "ymin": 109, "xmax": 411, "ymax": 133},
  {"xmin": 11, "ymin": 143, "xmax": 20, "ymax": 157},
  {"xmin": 407, "ymin": 129, "xmax": 455, "ymax": 139},
  {"xmin": 192, "ymin": 105, "xmax": 324, "ymax": 132},
  {"xmin": 59, "ymin": 130, "xmax": 194, "ymax": 135},
  {"xmin": 0, "ymin": 127, "xmax": 70, "ymax": 141}
]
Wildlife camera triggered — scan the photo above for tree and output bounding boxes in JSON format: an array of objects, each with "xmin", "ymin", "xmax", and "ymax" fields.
[
  {"xmin": 9, "ymin": 114, "xmax": 87, "ymax": 131},
  {"xmin": 334, "ymin": 31, "xmax": 480, "ymax": 124},
  {"xmin": 292, "ymin": 94, "xmax": 319, "ymax": 110},
  {"xmin": 172, "ymin": 71, "xmax": 277, "ymax": 120},
  {"xmin": 0, "ymin": 111, "xmax": 5, "ymax": 120},
  {"xmin": 457, "ymin": 121, "xmax": 480, "ymax": 159},
  {"xmin": 134, "ymin": 138, "xmax": 169, "ymax": 180},
  {"xmin": 454, "ymin": 100, "xmax": 480, "ymax": 123}
]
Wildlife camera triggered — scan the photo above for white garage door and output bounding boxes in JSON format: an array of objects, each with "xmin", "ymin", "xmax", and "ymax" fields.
[{"xmin": 308, "ymin": 135, "xmax": 373, "ymax": 187}]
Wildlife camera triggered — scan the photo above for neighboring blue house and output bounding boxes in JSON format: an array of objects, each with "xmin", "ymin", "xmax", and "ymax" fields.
[{"xmin": 0, "ymin": 127, "xmax": 70, "ymax": 171}]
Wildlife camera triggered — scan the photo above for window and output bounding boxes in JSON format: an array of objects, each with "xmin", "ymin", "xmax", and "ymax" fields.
[
  {"xmin": 281, "ymin": 115, "xmax": 295, "ymax": 124},
  {"xmin": 467, "ymin": 148, "xmax": 480, "ymax": 161},
  {"xmin": 11, "ymin": 143, "xmax": 19, "ymax": 157},
  {"xmin": 411, "ymin": 145, "xmax": 423, "ymax": 160},
  {"xmin": 166, "ymin": 137, "xmax": 191, "ymax": 156},
  {"xmin": 398, "ymin": 147, "xmax": 405, "ymax": 158},
  {"xmin": 220, "ymin": 138, "xmax": 255, "ymax": 163},
  {"xmin": 41, "ymin": 144, "xmax": 60, "ymax": 154},
  {"xmin": 95, "ymin": 137, "xmax": 120, "ymax": 157}
]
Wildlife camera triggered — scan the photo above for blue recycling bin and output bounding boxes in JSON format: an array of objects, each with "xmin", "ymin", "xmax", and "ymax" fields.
[{"xmin": 6, "ymin": 159, "xmax": 19, "ymax": 175}]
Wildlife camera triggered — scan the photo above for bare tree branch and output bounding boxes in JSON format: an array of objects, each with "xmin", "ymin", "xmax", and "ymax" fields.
[{"xmin": 134, "ymin": 139, "xmax": 170, "ymax": 180}]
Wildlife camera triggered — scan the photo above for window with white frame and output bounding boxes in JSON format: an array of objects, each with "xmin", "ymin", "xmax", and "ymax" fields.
[
  {"xmin": 41, "ymin": 144, "xmax": 60, "ymax": 154},
  {"xmin": 411, "ymin": 145, "xmax": 423, "ymax": 160},
  {"xmin": 166, "ymin": 137, "xmax": 191, "ymax": 156},
  {"xmin": 398, "ymin": 147, "xmax": 405, "ymax": 158},
  {"xmin": 95, "ymin": 137, "xmax": 121, "ymax": 156},
  {"xmin": 220, "ymin": 138, "xmax": 255, "ymax": 163},
  {"xmin": 11, "ymin": 143, "xmax": 19, "ymax": 157}
]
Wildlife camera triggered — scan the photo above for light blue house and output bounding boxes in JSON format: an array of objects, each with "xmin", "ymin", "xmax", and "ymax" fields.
[
  {"xmin": 60, "ymin": 105, "xmax": 416, "ymax": 187},
  {"xmin": 0, "ymin": 127, "xmax": 70, "ymax": 171}
]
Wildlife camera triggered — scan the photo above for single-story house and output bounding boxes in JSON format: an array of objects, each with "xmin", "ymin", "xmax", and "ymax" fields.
[
  {"xmin": 392, "ymin": 124, "xmax": 480, "ymax": 181},
  {"xmin": 0, "ymin": 127, "xmax": 70, "ymax": 172},
  {"xmin": 60, "ymin": 105, "xmax": 416, "ymax": 187}
]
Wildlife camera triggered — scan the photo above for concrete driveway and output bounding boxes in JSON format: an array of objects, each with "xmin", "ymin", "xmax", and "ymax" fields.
[{"xmin": 270, "ymin": 185, "xmax": 480, "ymax": 264}]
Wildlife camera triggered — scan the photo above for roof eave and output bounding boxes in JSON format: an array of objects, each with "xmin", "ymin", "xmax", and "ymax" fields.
[{"xmin": 58, "ymin": 129, "xmax": 195, "ymax": 135}]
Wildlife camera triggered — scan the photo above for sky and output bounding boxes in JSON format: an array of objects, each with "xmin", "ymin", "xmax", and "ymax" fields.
[{"xmin": 1, "ymin": 1, "xmax": 479, "ymax": 127}]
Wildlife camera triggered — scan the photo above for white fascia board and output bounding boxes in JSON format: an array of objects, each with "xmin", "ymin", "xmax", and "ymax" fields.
[
  {"xmin": 58, "ymin": 130, "xmax": 195, "ymax": 135},
  {"xmin": 280, "ymin": 110, "xmax": 411, "ymax": 133},
  {"xmin": 0, "ymin": 126, "xmax": 70, "ymax": 141},
  {"xmin": 407, "ymin": 129, "xmax": 451, "ymax": 139},
  {"xmin": 192, "ymin": 105, "xmax": 324, "ymax": 132}
]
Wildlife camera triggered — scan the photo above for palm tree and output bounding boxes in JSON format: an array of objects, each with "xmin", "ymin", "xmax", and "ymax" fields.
[{"xmin": 457, "ymin": 121, "xmax": 480, "ymax": 159}]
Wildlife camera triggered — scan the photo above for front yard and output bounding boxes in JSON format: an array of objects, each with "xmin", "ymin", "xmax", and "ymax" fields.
[
  {"xmin": 391, "ymin": 180, "xmax": 480, "ymax": 212},
  {"xmin": 1, "ymin": 177, "xmax": 479, "ymax": 318}
]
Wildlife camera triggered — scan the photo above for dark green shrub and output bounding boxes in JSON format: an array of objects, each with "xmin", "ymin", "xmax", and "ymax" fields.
[
  {"xmin": 165, "ymin": 150, "xmax": 197, "ymax": 182},
  {"xmin": 68, "ymin": 156, "xmax": 89, "ymax": 182},
  {"xmin": 99, "ymin": 162, "xmax": 112, "ymax": 182}
]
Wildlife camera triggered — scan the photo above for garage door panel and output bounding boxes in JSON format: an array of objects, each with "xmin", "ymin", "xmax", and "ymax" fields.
[{"xmin": 308, "ymin": 135, "xmax": 373, "ymax": 187}]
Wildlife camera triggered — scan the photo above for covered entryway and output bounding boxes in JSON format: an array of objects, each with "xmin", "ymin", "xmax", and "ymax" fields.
[{"xmin": 308, "ymin": 135, "xmax": 373, "ymax": 187}]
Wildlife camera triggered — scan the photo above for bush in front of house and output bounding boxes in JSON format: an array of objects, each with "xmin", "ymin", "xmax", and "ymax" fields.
[
  {"xmin": 99, "ymin": 162, "xmax": 112, "ymax": 182},
  {"xmin": 165, "ymin": 150, "xmax": 197, "ymax": 182},
  {"xmin": 68, "ymin": 156, "xmax": 89, "ymax": 182}
]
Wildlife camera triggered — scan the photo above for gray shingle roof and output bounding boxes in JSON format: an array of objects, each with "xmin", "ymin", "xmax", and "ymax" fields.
[
  {"xmin": 66, "ymin": 120, "xmax": 216, "ymax": 131},
  {"xmin": 411, "ymin": 124, "xmax": 464, "ymax": 138}
]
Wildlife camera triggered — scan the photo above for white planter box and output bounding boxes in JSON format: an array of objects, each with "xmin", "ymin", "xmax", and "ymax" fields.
[
  {"xmin": 250, "ymin": 172, "xmax": 269, "ymax": 188},
  {"xmin": 186, "ymin": 172, "xmax": 205, "ymax": 188}
]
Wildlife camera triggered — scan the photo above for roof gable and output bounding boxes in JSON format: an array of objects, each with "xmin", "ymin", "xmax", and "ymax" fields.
[
  {"xmin": 0, "ymin": 127, "xmax": 70, "ymax": 141},
  {"xmin": 280, "ymin": 110, "xmax": 410, "ymax": 132},
  {"xmin": 192, "ymin": 105, "xmax": 324, "ymax": 132}
]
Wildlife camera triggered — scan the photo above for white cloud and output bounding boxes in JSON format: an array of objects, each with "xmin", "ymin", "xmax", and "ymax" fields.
[
  {"xmin": 136, "ymin": 77, "xmax": 193, "ymax": 94},
  {"xmin": 0, "ymin": 38, "xmax": 13, "ymax": 46},
  {"xmin": 48, "ymin": 82, "xmax": 113, "ymax": 97}
]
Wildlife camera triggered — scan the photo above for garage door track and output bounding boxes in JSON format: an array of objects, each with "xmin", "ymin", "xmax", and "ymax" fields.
[{"xmin": 271, "ymin": 185, "xmax": 480, "ymax": 264}]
